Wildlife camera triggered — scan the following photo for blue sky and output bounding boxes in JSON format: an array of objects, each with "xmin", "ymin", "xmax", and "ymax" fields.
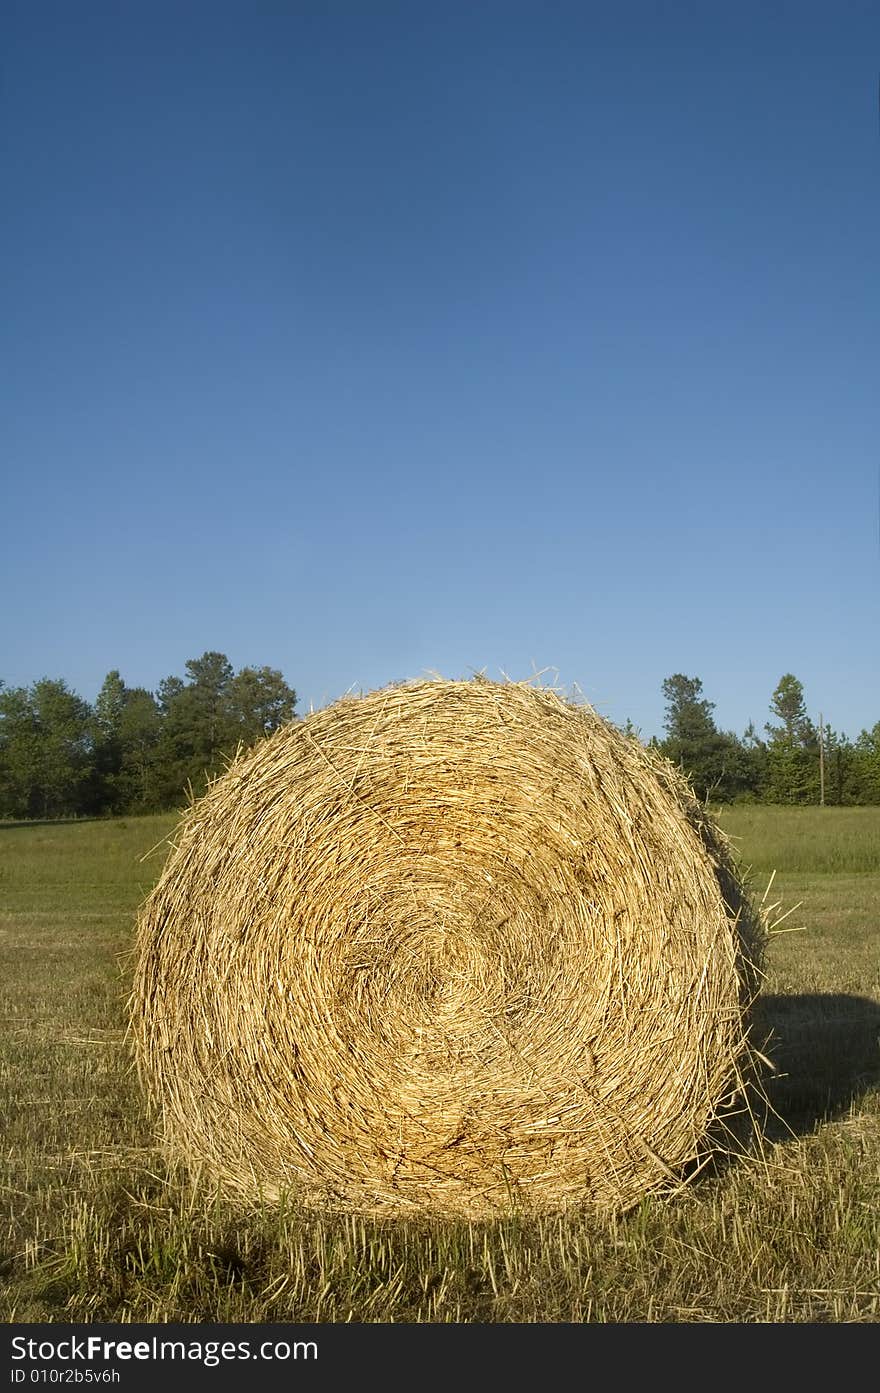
[{"xmin": 3, "ymin": 1, "xmax": 878, "ymax": 740}]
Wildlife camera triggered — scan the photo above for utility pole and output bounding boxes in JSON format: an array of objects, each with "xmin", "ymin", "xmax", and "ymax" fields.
[{"xmin": 818, "ymin": 711, "xmax": 825, "ymax": 806}]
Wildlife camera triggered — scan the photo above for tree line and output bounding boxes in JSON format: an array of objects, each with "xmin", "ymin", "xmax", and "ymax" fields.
[
  {"xmin": 0, "ymin": 653, "xmax": 296, "ymax": 819},
  {"xmin": 652, "ymin": 672, "xmax": 880, "ymax": 806},
  {"xmin": 0, "ymin": 659, "xmax": 877, "ymax": 820}
]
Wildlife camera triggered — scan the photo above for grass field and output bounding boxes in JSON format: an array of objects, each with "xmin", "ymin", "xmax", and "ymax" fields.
[{"xmin": 1, "ymin": 807, "xmax": 878, "ymax": 1322}]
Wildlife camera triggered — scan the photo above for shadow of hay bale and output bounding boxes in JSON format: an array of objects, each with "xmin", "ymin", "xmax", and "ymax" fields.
[{"xmin": 752, "ymin": 993, "xmax": 880, "ymax": 1137}]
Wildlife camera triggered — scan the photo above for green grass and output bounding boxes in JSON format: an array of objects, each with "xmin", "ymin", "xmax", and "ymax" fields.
[
  {"xmin": 1, "ymin": 808, "xmax": 878, "ymax": 1322},
  {"xmin": 717, "ymin": 804, "xmax": 880, "ymax": 876}
]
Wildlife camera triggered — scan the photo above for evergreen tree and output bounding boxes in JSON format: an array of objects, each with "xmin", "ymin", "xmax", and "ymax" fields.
[
  {"xmin": 157, "ymin": 675, "xmax": 185, "ymax": 713},
  {"xmin": 660, "ymin": 674, "xmax": 742, "ymax": 801},
  {"xmin": 152, "ymin": 653, "xmax": 297, "ymax": 804},
  {"xmin": 153, "ymin": 654, "xmax": 233, "ymax": 798},
  {"xmin": 227, "ymin": 665, "xmax": 297, "ymax": 746},
  {"xmin": 766, "ymin": 674, "xmax": 815, "ymax": 746},
  {"xmin": 739, "ymin": 720, "xmax": 769, "ymax": 800},
  {"xmin": 852, "ymin": 723, "xmax": 880, "ymax": 804},
  {"xmin": 92, "ymin": 670, "xmax": 127, "ymax": 810},
  {"xmin": 764, "ymin": 674, "xmax": 819, "ymax": 804},
  {"xmin": 819, "ymin": 724, "xmax": 856, "ymax": 806},
  {"xmin": 116, "ymin": 687, "xmax": 163, "ymax": 809},
  {"xmin": 184, "ymin": 651, "xmax": 236, "ymax": 758}
]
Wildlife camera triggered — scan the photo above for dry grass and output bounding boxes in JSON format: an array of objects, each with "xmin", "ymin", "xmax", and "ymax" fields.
[
  {"xmin": 2, "ymin": 807, "xmax": 878, "ymax": 1321},
  {"xmin": 131, "ymin": 680, "xmax": 766, "ymax": 1219}
]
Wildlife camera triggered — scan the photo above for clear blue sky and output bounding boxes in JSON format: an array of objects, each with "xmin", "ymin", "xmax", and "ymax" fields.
[{"xmin": 3, "ymin": 1, "xmax": 878, "ymax": 741}]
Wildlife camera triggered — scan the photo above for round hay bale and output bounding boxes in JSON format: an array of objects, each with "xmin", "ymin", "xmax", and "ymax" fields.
[{"xmin": 131, "ymin": 678, "xmax": 764, "ymax": 1218}]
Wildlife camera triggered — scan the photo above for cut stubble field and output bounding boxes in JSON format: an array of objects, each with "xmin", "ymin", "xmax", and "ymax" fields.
[{"xmin": 1, "ymin": 807, "xmax": 878, "ymax": 1322}]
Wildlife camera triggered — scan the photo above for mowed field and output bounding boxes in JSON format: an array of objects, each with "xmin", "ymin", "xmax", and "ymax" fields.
[{"xmin": 1, "ymin": 807, "xmax": 878, "ymax": 1322}]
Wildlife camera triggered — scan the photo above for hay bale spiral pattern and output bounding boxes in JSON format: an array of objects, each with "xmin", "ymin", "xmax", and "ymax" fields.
[{"xmin": 131, "ymin": 679, "xmax": 763, "ymax": 1217}]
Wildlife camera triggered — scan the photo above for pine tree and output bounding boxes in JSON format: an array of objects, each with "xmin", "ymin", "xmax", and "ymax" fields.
[{"xmin": 764, "ymin": 674, "xmax": 819, "ymax": 803}]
